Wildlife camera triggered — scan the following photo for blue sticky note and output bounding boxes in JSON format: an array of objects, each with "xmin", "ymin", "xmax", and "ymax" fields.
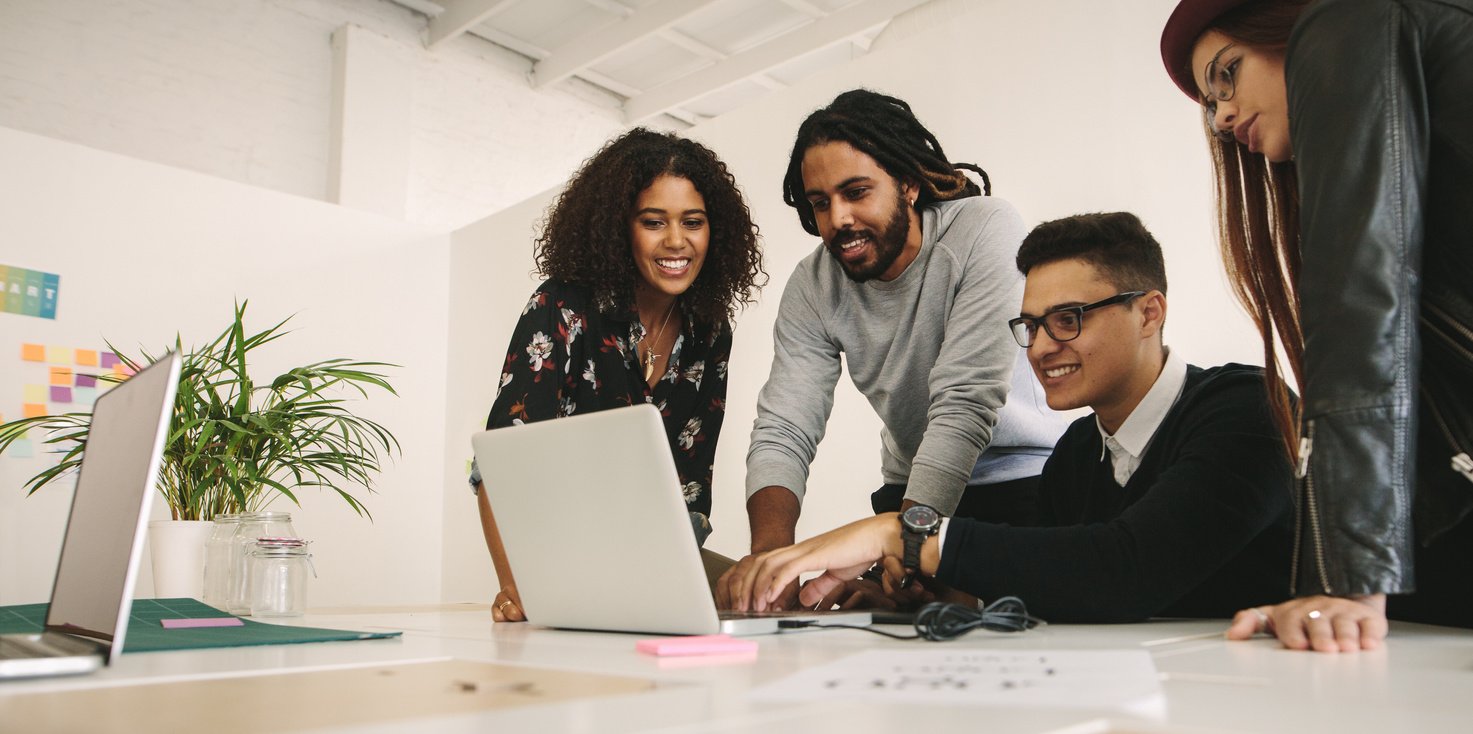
[
  {"xmin": 8, "ymin": 439, "xmax": 33, "ymax": 458},
  {"xmin": 73, "ymin": 386, "xmax": 97, "ymax": 406}
]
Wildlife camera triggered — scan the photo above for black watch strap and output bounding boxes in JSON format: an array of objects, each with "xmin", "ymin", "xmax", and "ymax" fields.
[{"xmin": 898, "ymin": 504, "xmax": 941, "ymax": 588}]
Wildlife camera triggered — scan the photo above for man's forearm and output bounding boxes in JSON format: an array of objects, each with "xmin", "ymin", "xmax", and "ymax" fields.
[{"xmin": 747, "ymin": 485, "xmax": 800, "ymax": 553}]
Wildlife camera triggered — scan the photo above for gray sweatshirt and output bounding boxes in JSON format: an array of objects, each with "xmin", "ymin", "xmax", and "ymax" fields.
[{"xmin": 745, "ymin": 196, "xmax": 1066, "ymax": 514}]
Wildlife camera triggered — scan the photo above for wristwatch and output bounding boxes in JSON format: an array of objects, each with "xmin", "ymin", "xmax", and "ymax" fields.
[{"xmin": 899, "ymin": 504, "xmax": 941, "ymax": 589}]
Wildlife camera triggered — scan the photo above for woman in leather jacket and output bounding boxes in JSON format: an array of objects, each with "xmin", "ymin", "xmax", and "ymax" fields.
[{"xmin": 1159, "ymin": 0, "xmax": 1473, "ymax": 651}]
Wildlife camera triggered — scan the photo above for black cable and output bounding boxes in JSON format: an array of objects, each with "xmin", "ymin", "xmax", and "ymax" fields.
[{"xmin": 778, "ymin": 596, "xmax": 1045, "ymax": 642}]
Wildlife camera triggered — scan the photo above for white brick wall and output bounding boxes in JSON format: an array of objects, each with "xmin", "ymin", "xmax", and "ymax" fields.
[{"xmin": 0, "ymin": 0, "xmax": 630, "ymax": 231}]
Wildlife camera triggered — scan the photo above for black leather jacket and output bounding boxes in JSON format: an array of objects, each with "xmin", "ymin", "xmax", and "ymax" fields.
[{"xmin": 1287, "ymin": 0, "xmax": 1473, "ymax": 597}]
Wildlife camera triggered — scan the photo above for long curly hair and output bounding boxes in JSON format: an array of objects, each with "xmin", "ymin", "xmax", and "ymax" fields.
[
  {"xmin": 534, "ymin": 128, "xmax": 765, "ymax": 326},
  {"xmin": 782, "ymin": 89, "xmax": 990, "ymax": 237}
]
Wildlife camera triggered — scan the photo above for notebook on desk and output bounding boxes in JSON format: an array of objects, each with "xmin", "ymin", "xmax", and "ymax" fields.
[
  {"xmin": 0, "ymin": 352, "xmax": 180, "ymax": 680},
  {"xmin": 471, "ymin": 404, "xmax": 870, "ymax": 636}
]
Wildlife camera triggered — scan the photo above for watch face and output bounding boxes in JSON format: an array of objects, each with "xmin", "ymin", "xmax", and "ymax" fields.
[{"xmin": 901, "ymin": 504, "xmax": 940, "ymax": 531}]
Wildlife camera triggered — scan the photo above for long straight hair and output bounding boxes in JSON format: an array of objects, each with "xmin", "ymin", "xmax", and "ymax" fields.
[{"xmin": 1199, "ymin": 0, "xmax": 1314, "ymax": 461}]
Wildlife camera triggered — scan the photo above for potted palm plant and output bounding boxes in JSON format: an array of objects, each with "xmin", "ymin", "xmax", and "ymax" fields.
[{"xmin": 0, "ymin": 301, "xmax": 400, "ymax": 597}]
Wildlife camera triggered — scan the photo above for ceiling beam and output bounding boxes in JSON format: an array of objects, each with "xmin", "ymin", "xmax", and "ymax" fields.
[
  {"xmin": 777, "ymin": 0, "xmax": 827, "ymax": 18},
  {"xmin": 580, "ymin": 0, "xmax": 636, "ymax": 17},
  {"xmin": 657, "ymin": 28, "xmax": 724, "ymax": 61},
  {"xmin": 532, "ymin": 0, "xmax": 719, "ymax": 89},
  {"xmin": 470, "ymin": 26, "xmax": 550, "ymax": 60},
  {"xmin": 427, "ymin": 0, "xmax": 518, "ymax": 49},
  {"xmin": 622, "ymin": 0, "xmax": 930, "ymax": 123}
]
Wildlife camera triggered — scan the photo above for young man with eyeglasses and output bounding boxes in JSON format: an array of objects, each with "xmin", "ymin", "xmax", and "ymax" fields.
[{"xmin": 727, "ymin": 212, "xmax": 1297, "ymax": 623}]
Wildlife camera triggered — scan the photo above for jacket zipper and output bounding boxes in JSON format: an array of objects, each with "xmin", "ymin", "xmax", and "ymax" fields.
[
  {"xmin": 1420, "ymin": 303, "xmax": 1473, "ymax": 481},
  {"xmin": 1294, "ymin": 424, "xmax": 1334, "ymax": 595},
  {"xmin": 1423, "ymin": 301, "xmax": 1473, "ymax": 364}
]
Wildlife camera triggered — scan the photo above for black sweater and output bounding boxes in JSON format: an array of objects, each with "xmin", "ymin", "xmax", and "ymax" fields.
[{"xmin": 935, "ymin": 364, "xmax": 1295, "ymax": 623}]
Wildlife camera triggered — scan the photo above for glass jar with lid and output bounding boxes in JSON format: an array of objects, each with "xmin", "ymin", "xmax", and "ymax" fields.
[
  {"xmin": 248, "ymin": 537, "xmax": 314, "ymax": 617},
  {"xmin": 227, "ymin": 512, "xmax": 297, "ymax": 615}
]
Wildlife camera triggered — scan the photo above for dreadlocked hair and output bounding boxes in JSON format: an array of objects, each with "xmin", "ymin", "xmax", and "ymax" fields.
[
  {"xmin": 782, "ymin": 88, "xmax": 992, "ymax": 237},
  {"xmin": 534, "ymin": 128, "xmax": 765, "ymax": 326}
]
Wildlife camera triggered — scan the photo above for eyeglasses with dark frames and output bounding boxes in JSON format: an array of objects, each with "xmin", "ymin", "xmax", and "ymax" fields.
[
  {"xmin": 1201, "ymin": 43, "xmax": 1240, "ymax": 142},
  {"xmin": 1008, "ymin": 291, "xmax": 1148, "ymax": 348}
]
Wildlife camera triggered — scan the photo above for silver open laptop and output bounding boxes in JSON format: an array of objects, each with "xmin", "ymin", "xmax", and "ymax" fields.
[
  {"xmin": 0, "ymin": 352, "xmax": 180, "ymax": 679},
  {"xmin": 472, "ymin": 403, "xmax": 870, "ymax": 636}
]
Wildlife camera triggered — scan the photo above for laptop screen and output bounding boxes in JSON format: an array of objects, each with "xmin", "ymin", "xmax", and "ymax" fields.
[{"xmin": 44, "ymin": 353, "xmax": 179, "ymax": 651}]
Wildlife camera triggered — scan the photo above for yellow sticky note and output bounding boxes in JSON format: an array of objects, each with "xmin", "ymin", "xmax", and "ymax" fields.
[
  {"xmin": 22, "ymin": 403, "xmax": 46, "ymax": 419},
  {"xmin": 46, "ymin": 346, "xmax": 73, "ymax": 365},
  {"xmin": 23, "ymin": 384, "xmax": 47, "ymax": 403},
  {"xmin": 49, "ymin": 367, "xmax": 74, "ymax": 386},
  {"xmin": 75, "ymin": 349, "xmax": 99, "ymax": 367},
  {"xmin": 21, "ymin": 344, "xmax": 45, "ymax": 362}
]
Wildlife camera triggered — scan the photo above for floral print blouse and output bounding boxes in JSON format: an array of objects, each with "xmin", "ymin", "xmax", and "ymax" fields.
[{"xmin": 480, "ymin": 279, "xmax": 731, "ymax": 535}]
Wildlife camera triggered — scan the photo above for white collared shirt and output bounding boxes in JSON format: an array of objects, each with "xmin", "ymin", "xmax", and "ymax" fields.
[
  {"xmin": 1097, "ymin": 347, "xmax": 1188, "ymax": 486},
  {"xmin": 935, "ymin": 348, "xmax": 1187, "ymax": 570}
]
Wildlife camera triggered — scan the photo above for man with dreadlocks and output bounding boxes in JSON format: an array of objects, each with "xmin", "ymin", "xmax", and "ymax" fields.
[{"xmin": 715, "ymin": 89, "xmax": 1065, "ymax": 611}]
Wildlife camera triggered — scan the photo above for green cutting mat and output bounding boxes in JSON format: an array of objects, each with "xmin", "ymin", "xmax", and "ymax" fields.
[{"xmin": 0, "ymin": 598, "xmax": 400, "ymax": 653}]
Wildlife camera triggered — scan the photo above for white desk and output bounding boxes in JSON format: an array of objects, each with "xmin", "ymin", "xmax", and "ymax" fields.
[{"xmin": 2, "ymin": 604, "xmax": 1471, "ymax": 733}]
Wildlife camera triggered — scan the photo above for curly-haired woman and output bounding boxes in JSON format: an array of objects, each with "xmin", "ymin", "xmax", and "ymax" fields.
[{"xmin": 472, "ymin": 128, "xmax": 764, "ymax": 623}]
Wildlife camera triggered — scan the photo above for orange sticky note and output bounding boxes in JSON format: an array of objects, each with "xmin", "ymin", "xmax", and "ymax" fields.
[
  {"xmin": 75, "ymin": 349, "xmax": 99, "ymax": 367},
  {"xmin": 21, "ymin": 344, "xmax": 45, "ymax": 362},
  {"xmin": 23, "ymin": 403, "xmax": 46, "ymax": 418},
  {"xmin": 49, "ymin": 367, "xmax": 73, "ymax": 386},
  {"xmin": 46, "ymin": 346, "xmax": 73, "ymax": 365}
]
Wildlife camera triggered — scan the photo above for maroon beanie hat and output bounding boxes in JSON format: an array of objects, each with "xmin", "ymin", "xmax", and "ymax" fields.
[{"xmin": 1160, "ymin": 0, "xmax": 1257, "ymax": 101}]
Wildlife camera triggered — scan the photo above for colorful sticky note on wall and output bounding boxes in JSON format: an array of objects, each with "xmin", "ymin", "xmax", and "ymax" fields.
[
  {"xmin": 7, "ymin": 439, "xmax": 34, "ymax": 458},
  {"xmin": 75, "ymin": 349, "xmax": 99, "ymax": 367},
  {"xmin": 20, "ymin": 343, "xmax": 45, "ymax": 362},
  {"xmin": 22, "ymin": 403, "xmax": 46, "ymax": 419},
  {"xmin": 46, "ymin": 346, "xmax": 72, "ymax": 365},
  {"xmin": 49, "ymin": 366, "xmax": 73, "ymax": 386},
  {"xmin": 23, "ymin": 384, "xmax": 47, "ymax": 403},
  {"xmin": 75, "ymin": 374, "xmax": 97, "ymax": 388},
  {"xmin": 74, "ymin": 386, "xmax": 97, "ymax": 406},
  {"xmin": 50, "ymin": 386, "xmax": 72, "ymax": 403},
  {"xmin": 100, "ymin": 352, "xmax": 121, "ymax": 369}
]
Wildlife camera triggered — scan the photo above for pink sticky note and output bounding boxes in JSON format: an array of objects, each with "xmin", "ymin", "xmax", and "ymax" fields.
[
  {"xmin": 75, "ymin": 374, "xmax": 97, "ymax": 388},
  {"xmin": 635, "ymin": 634, "xmax": 758, "ymax": 657},
  {"xmin": 50, "ymin": 386, "xmax": 72, "ymax": 403},
  {"xmin": 100, "ymin": 351, "xmax": 121, "ymax": 369},
  {"xmin": 160, "ymin": 617, "xmax": 244, "ymax": 629}
]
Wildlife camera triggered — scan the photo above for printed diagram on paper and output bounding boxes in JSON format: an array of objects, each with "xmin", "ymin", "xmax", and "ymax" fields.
[{"xmin": 751, "ymin": 649, "xmax": 1163, "ymax": 714}]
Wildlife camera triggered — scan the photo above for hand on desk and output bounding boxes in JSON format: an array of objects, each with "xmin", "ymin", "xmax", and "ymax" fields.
[
  {"xmin": 1227, "ymin": 593, "xmax": 1387, "ymax": 652},
  {"xmin": 810, "ymin": 562, "xmax": 940, "ymax": 611},
  {"xmin": 492, "ymin": 584, "xmax": 526, "ymax": 623},
  {"xmin": 716, "ymin": 554, "xmax": 800, "ymax": 611},
  {"xmin": 728, "ymin": 514, "xmax": 903, "ymax": 612}
]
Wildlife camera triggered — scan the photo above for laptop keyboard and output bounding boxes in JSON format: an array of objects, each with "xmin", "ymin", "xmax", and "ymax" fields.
[{"xmin": 0, "ymin": 633, "xmax": 99, "ymax": 659}]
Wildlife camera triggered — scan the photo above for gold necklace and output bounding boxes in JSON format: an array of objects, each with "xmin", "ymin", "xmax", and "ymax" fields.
[{"xmin": 641, "ymin": 300, "xmax": 678, "ymax": 382}]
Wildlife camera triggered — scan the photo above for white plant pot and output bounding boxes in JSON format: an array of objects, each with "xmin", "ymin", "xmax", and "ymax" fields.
[{"xmin": 148, "ymin": 520, "xmax": 215, "ymax": 599}]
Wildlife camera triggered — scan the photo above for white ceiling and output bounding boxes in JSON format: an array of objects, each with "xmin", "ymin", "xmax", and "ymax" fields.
[{"xmin": 386, "ymin": 0, "xmax": 934, "ymax": 126}]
